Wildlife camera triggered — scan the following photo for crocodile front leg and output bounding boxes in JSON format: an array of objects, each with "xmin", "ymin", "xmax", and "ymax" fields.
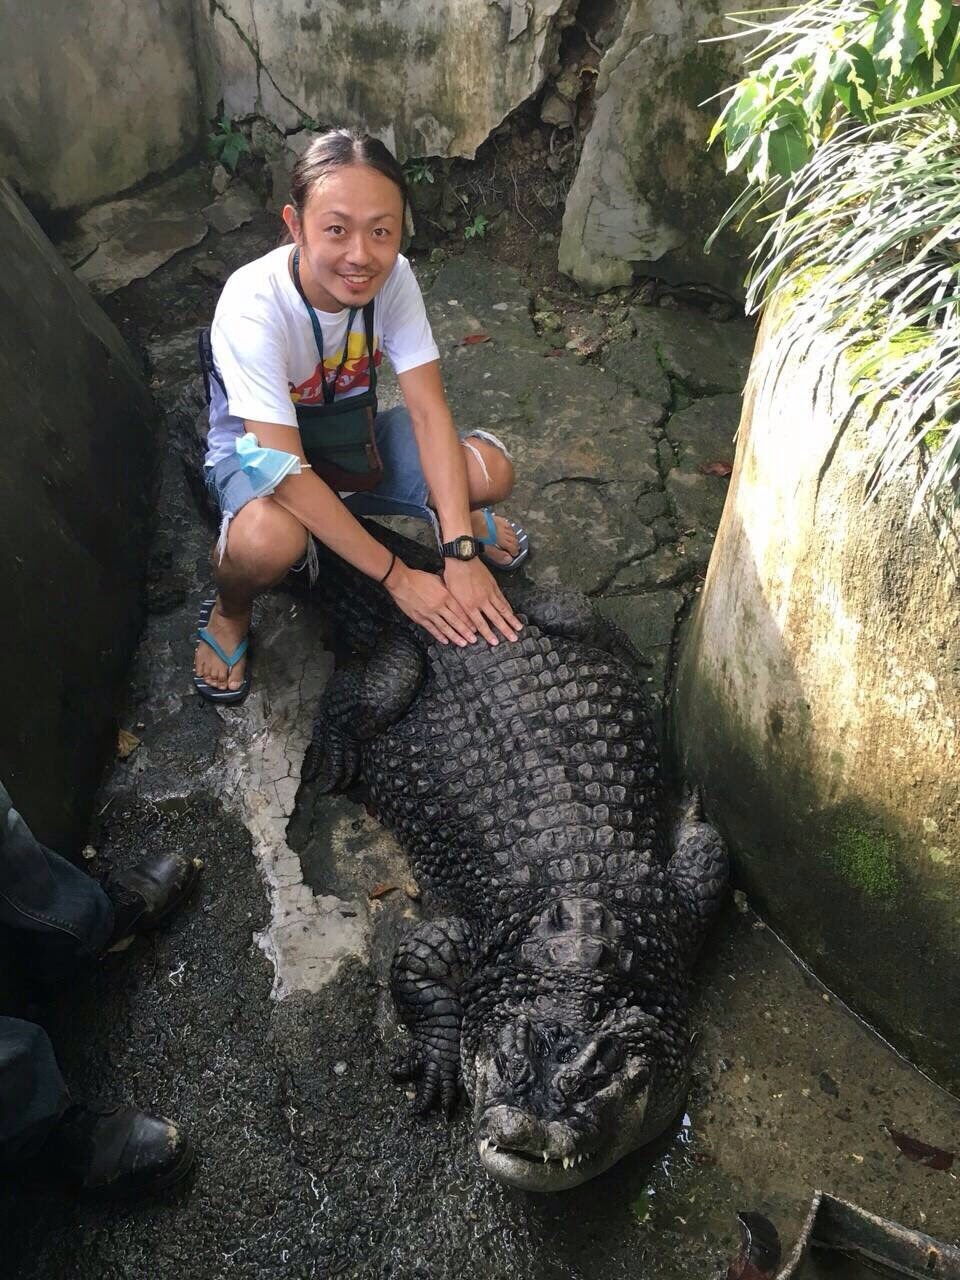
[
  {"xmin": 668, "ymin": 788, "xmax": 728, "ymax": 955},
  {"xmin": 302, "ymin": 629, "xmax": 426, "ymax": 793},
  {"xmin": 390, "ymin": 917, "xmax": 477, "ymax": 1118}
]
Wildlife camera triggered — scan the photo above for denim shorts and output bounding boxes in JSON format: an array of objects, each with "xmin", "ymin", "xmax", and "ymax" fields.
[{"xmin": 204, "ymin": 405, "xmax": 510, "ymax": 563}]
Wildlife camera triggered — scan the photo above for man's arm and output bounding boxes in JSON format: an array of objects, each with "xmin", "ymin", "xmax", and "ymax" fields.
[
  {"xmin": 244, "ymin": 420, "xmax": 477, "ymax": 647},
  {"xmin": 398, "ymin": 362, "xmax": 521, "ymax": 644}
]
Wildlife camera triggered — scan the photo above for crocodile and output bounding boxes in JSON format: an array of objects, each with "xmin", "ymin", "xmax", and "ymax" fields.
[{"xmin": 301, "ymin": 525, "xmax": 727, "ymax": 1193}]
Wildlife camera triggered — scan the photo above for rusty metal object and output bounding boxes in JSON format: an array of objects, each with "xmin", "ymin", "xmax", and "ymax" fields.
[{"xmin": 744, "ymin": 1192, "xmax": 960, "ymax": 1279}]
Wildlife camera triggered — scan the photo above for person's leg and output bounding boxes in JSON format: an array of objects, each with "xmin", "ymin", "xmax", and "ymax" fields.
[
  {"xmin": 0, "ymin": 1018, "xmax": 69, "ymax": 1162},
  {"xmin": 459, "ymin": 430, "xmax": 521, "ymax": 566},
  {"xmin": 0, "ymin": 782, "xmax": 201, "ymax": 978},
  {"xmin": 0, "ymin": 1018, "xmax": 194, "ymax": 1192},
  {"xmin": 345, "ymin": 408, "xmax": 521, "ymax": 563},
  {"xmin": 0, "ymin": 783, "xmax": 113, "ymax": 963},
  {"xmin": 194, "ymin": 495, "xmax": 310, "ymax": 693}
]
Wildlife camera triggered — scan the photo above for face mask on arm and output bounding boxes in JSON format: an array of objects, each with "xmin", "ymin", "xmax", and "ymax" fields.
[{"xmin": 235, "ymin": 431, "xmax": 309, "ymax": 497}]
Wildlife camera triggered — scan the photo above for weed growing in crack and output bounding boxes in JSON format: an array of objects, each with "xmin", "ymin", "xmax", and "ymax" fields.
[
  {"xmin": 209, "ymin": 116, "xmax": 249, "ymax": 173},
  {"xmin": 464, "ymin": 213, "xmax": 489, "ymax": 240}
]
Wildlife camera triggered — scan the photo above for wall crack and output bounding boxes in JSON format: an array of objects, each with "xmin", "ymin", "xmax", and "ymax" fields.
[{"xmin": 210, "ymin": 0, "xmax": 313, "ymax": 127}]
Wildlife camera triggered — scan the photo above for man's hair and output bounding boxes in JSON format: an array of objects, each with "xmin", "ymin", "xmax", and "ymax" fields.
[{"xmin": 289, "ymin": 128, "xmax": 408, "ymax": 219}]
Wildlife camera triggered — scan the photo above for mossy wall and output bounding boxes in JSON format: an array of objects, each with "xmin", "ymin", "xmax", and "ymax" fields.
[
  {"xmin": 560, "ymin": 0, "xmax": 751, "ymax": 293},
  {"xmin": 673, "ymin": 305, "xmax": 960, "ymax": 1089}
]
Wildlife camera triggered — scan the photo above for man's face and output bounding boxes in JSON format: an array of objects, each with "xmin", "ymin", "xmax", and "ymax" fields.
[{"xmin": 284, "ymin": 164, "xmax": 404, "ymax": 312}]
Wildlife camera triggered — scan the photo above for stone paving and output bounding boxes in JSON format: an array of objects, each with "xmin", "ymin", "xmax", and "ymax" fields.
[{"xmin": 6, "ymin": 172, "xmax": 959, "ymax": 1280}]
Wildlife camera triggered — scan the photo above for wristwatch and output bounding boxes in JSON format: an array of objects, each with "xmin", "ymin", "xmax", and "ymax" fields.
[{"xmin": 440, "ymin": 534, "xmax": 480, "ymax": 560}]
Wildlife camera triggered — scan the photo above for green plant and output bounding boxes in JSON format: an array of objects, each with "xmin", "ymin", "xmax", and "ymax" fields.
[
  {"xmin": 404, "ymin": 159, "xmax": 435, "ymax": 185},
  {"xmin": 208, "ymin": 116, "xmax": 249, "ymax": 173},
  {"xmin": 709, "ymin": 0, "xmax": 960, "ymax": 188},
  {"xmin": 464, "ymin": 213, "xmax": 489, "ymax": 240},
  {"xmin": 706, "ymin": 0, "xmax": 960, "ymax": 513}
]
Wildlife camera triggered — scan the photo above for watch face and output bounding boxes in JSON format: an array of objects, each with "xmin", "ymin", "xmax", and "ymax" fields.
[{"xmin": 458, "ymin": 537, "xmax": 474, "ymax": 557}]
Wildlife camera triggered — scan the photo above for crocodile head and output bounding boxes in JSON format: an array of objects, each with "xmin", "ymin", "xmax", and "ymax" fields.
[
  {"xmin": 470, "ymin": 1007, "xmax": 659, "ymax": 1192},
  {"xmin": 465, "ymin": 897, "xmax": 680, "ymax": 1192}
]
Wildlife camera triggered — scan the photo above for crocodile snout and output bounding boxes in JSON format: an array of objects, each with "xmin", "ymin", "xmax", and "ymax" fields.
[
  {"xmin": 481, "ymin": 1106, "xmax": 579, "ymax": 1161},
  {"xmin": 477, "ymin": 1105, "xmax": 597, "ymax": 1188}
]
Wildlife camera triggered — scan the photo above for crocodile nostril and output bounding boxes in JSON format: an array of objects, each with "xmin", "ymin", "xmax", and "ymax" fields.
[{"xmin": 485, "ymin": 1107, "xmax": 547, "ymax": 1153}]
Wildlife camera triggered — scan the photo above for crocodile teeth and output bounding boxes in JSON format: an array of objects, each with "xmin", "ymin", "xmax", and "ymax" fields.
[
  {"xmin": 562, "ymin": 1156, "xmax": 573, "ymax": 1170},
  {"xmin": 543, "ymin": 1152, "xmax": 549, "ymax": 1163}
]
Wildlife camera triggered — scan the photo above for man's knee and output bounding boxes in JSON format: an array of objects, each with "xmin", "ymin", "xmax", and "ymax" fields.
[
  {"xmin": 221, "ymin": 498, "xmax": 308, "ymax": 585},
  {"xmin": 463, "ymin": 435, "xmax": 515, "ymax": 505}
]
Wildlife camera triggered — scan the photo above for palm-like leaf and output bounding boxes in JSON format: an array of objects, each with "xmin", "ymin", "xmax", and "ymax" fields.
[{"xmin": 744, "ymin": 104, "xmax": 960, "ymax": 511}]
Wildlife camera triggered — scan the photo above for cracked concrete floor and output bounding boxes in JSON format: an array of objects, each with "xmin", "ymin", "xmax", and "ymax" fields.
[{"xmin": 5, "ymin": 175, "xmax": 959, "ymax": 1279}]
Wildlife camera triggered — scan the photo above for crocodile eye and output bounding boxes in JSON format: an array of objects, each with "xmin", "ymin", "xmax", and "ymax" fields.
[{"xmin": 556, "ymin": 1043, "xmax": 578, "ymax": 1064}]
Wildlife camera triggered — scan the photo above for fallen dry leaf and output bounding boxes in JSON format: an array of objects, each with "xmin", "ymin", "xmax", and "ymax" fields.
[
  {"xmin": 545, "ymin": 348, "xmax": 565, "ymax": 358},
  {"xmin": 117, "ymin": 729, "xmax": 141, "ymax": 759},
  {"xmin": 884, "ymin": 1125, "xmax": 955, "ymax": 1170},
  {"xmin": 368, "ymin": 883, "xmax": 398, "ymax": 900},
  {"xmin": 460, "ymin": 332, "xmax": 491, "ymax": 346},
  {"xmin": 699, "ymin": 460, "xmax": 734, "ymax": 477}
]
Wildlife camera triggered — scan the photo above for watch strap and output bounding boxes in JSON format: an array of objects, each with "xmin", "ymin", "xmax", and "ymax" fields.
[{"xmin": 440, "ymin": 534, "xmax": 480, "ymax": 560}]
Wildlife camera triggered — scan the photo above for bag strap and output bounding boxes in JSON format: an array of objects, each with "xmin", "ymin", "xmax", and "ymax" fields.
[
  {"xmin": 197, "ymin": 327, "xmax": 226, "ymax": 405},
  {"xmin": 363, "ymin": 298, "xmax": 377, "ymax": 396},
  {"xmin": 292, "ymin": 247, "xmax": 364, "ymax": 406}
]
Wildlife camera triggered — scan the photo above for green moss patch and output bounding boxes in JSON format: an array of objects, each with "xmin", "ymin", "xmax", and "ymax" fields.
[{"xmin": 827, "ymin": 821, "xmax": 900, "ymax": 901}]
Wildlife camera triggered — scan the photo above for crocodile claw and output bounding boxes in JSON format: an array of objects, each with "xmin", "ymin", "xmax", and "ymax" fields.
[
  {"xmin": 301, "ymin": 724, "xmax": 358, "ymax": 794},
  {"xmin": 391, "ymin": 1047, "xmax": 461, "ymax": 1119}
]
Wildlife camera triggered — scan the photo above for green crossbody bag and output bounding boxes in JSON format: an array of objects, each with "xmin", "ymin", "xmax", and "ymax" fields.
[{"xmin": 291, "ymin": 247, "xmax": 382, "ymax": 492}]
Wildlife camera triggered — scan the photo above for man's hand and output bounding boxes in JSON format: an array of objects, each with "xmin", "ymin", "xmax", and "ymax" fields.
[
  {"xmin": 385, "ymin": 562, "xmax": 477, "ymax": 647},
  {"xmin": 442, "ymin": 558, "xmax": 522, "ymax": 645}
]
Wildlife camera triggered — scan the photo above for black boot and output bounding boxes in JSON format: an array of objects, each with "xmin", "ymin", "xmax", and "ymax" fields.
[
  {"xmin": 45, "ymin": 1101, "xmax": 195, "ymax": 1194},
  {"xmin": 103, "ymin": 850, "xmax": 202, "ymax": 947}
]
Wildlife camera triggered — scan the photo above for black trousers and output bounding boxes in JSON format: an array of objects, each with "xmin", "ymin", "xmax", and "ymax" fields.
[{"xmin": 0, "ymin": 783, "xmax": 114, "ymax": 1161}]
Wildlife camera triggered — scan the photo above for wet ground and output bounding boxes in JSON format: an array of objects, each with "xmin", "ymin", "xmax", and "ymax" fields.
[{"xmin": 5, "ymin": 166, "xmax": 959, "ymax": 1279}]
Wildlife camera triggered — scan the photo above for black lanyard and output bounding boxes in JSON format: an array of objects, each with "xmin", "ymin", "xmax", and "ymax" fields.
[{"xmin": 291, "ymin": 247, "xmax": 376, "ymax": 406}]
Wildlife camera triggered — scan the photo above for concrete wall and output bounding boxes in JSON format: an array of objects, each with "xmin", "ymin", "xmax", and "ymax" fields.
[
  {"xmin": 0, "ymin": 0, "xmax": 202, "ymax": 213},
  {"xmin": 0, "ymin": 182, "xmax": 156, "ymax": 851},
  {"xmin": 673, "ymin": 304, "xmax": 960, "ymax": 1089},
  {"xmin": 195, "ymin": 0, "xmax": 574, "ymax": 161}
]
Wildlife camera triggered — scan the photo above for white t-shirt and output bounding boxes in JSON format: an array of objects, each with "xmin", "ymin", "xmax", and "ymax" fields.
[{"xmin": 205, "ymin": 246, "xmax": 440, "ymax": 466}]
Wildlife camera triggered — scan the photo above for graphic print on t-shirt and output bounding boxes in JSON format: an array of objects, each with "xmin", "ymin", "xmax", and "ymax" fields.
[{"xmin": 289, "ymin": 330, "xmax": 383, "ymax": 404}]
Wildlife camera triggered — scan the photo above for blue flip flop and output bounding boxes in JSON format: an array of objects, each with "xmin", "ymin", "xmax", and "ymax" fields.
[
  {"xmin": 476, "ymin": 508, "xmax": 530, "ymax": 572},
  {"xmin": 193, "ymin": 597, "xmax": 251, "ymax": 705}
]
